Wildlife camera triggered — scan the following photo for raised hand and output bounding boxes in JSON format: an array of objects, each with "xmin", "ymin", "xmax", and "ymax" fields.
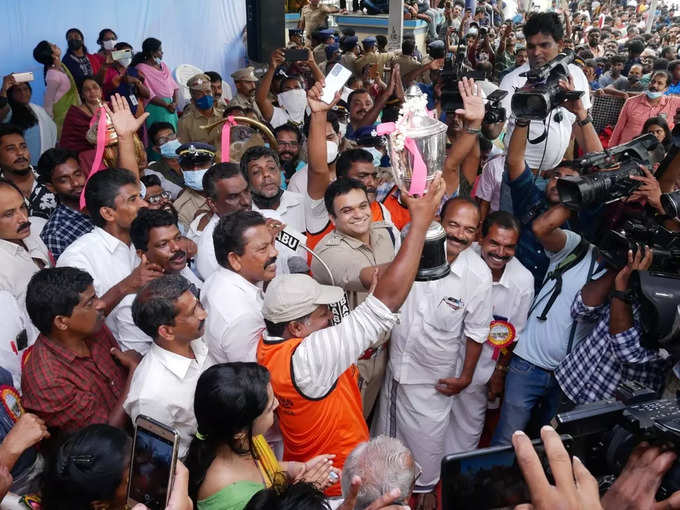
[
  {"xmin": 629, "ymin": 165, "xmax": 663, "ymax": 213},
  {"xmin": 614, "ymin": 245, "xmax": 653, "ymax": 292},
  {"xmin": 401, "ymin": 172, "xmax": 446, "ymax": 228},
  {"xmin": 270, "ymin": 48, "xmax": 286, "ymax": 69},
  {"xmin": 307, "ymin": 80, "xmax": 340, "ymax": 112},
  {"xmin": 105, "ymin": 93, "xmax": 149, "ymax": 138},
  {"xmin": 454, "ymin": 77, "xmax": 485, "ymax": 125}
]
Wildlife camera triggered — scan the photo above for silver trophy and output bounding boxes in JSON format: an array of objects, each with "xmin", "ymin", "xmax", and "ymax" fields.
[
  {"xmin": 387, "ymin": 85, "xmax": 449, "ymax": 194},
  {"xmin": 380, "ymin": 85, "xmax": 451, "ymax": 281}
]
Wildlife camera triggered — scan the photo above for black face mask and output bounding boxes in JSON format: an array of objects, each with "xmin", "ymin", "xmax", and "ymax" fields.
[
  {"xmin": 251, "ymin": 188, "xmax": 284, "ymax": 210},
  {"xmin": 68, "ymin": 39, "xmax": 83, "ymax": 51}
]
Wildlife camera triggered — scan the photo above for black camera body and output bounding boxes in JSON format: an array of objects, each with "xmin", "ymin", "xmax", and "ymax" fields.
[
  {"xmin": 511, "ymin": 52, "xmax": 584, "ymax": 120},
  {"xmin": 556, "ymin": 133, "xmax": 659, "ymax": 209},
  {"xmin": 483, "ymin": 89, "xmax": 508, "ymax": 124},
  {"xmin": 440, "ymin": 46, "xmax": 486, "ymax": 114},
  {"xmin": 557, "ymin": 382, "xmax": 680, "ymax": 499}
]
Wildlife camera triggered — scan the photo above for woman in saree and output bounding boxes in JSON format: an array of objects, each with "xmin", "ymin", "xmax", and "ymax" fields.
[
  {"xmin": 134, "ymin": 37, "xmax": 179, "ymax": 131},
  {"xmin": 185, "ymin": 363, "xmax": 339, "ymax": 510},
  {"xmin": 59, "ymin": 77, "xmax": 106, "ymax": 172},
  {"xmin": 32, "ymin": 40, "xmax": 80, "ymax": 137}
]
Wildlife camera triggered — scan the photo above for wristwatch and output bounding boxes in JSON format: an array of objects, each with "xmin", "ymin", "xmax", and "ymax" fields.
[
  {"xmin": 577, "ymin": 114, "xmax": 593, "ymax": 127},
  {"xmin": 610, "ymin": 289, "xmax": 634, "ymax": 304}
]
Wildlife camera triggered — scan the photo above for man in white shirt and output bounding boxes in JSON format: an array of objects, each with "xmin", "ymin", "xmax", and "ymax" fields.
[
  {"xmin": 499, "ymin": 12, "xmax": 591, "ymax": 171},
  {"xmin": 241, "ymin": 146, "xmax": 305, "ymax": 233},
  {"xmin": 451, "ymin": 211, "xmax": 534, "ymax": 453},
  {"xmin": 130, "ymin": 208, "xmax": 203, "ymax": 289},
  {"xmin": 201, "ymin": 210, "xmax": 278, "ymax": 364},
  {"xmin": 196, "ymin": 161, "xmax": 304, "ymax": 280},
  {"xmin": 372, "ymin": 197, "xmax": 493, "ymax": 508},
  {"xmin": 0, "ymin": 179, "xmax": 51, "ymax": 311},
  {"xmin": 126, "ymin": 274, "xmax": 213, "ymax": 457},
  {"xmin": 58, "ymin": 168, "xmax": 164, "ymax": 354}
]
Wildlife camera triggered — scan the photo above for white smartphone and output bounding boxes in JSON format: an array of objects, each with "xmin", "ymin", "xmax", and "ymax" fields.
[
  {"xmin": 127, "ymin": 415, "xmax": 180, "ymax": 510},
  {"xmin": 321, "ymin": 63, "xmax": 353, "ymax": 104},
  {"xmin": 112, "ymin": 49, "xmax": 132, "ymax": 61},
  {"xmin": 12, "ymin": 72, "xmax": 34, "ymax": 83}
]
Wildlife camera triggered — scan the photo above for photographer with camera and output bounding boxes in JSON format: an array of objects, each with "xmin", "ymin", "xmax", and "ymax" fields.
[
  {"xmin": 490, "ymin": 82, "xmax": 603, "ymax": 443},
  {"xmin": 555, "ymin": 246, "xmax": 671, "ymax": 406},
  {"xmin": 499, "ymin": 13, "xmax": 591, "ymax": 172},
  {"xmin": 501, "ymin": 73, "xmax": 601, "ymax": 290}
]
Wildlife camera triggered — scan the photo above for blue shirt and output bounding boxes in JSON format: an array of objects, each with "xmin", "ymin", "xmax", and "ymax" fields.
[
  {"xmin": 507, "ymin": 165, "xmax": 549, "ymax": 292},
  {"xmin": 666, "ymin": 82, "xmax": 680, "ymax": 95}
]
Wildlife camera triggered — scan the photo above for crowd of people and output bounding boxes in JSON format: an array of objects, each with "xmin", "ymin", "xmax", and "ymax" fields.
[{"xmin": 2, "ymin": 0, "xmax": 680, "ymax": 508}]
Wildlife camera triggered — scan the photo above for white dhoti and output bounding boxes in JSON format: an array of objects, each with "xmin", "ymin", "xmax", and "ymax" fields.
[{"xmin": 372, "ymin": 364, "xmax": 456, "ymax": 492}]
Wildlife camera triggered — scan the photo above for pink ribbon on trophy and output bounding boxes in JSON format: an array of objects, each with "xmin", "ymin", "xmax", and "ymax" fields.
[
  {"xmin": 375, "ymin": 121, "xmax": 428, "ymax": 196},
  {"xmin": 79, "ymin": 107, "xmax": 108, "ymax": 211},
  {"xmin": 220, "ymin": 116, "xmax": 239, "ymax": 163}
]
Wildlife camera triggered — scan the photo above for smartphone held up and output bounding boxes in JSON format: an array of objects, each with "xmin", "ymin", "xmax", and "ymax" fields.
[{"xmin": 127, "ymin": 415, "xmax": 180, "ymax": 510}]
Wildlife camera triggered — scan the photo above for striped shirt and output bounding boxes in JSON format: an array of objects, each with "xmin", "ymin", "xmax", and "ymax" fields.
[{"xmin": 555, "ymin": 292, "xmax": 669, "ymax": 405}]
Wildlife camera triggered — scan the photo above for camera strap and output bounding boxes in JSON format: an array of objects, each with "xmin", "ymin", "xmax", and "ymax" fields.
[
  {"xmin": 535, "ymin": 238, "xmax": 590, "ymax": 321},
  {"xmin": 566, "ymin": 249, "xmax": 599, "ymax": 355}
]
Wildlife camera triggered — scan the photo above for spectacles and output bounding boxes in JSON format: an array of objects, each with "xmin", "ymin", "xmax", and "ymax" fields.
[
  {"xmin": 156, "ymin": 133, "xmax": 177, "ymax": 146},
  {"xmin": 146, "ymin": 191, "xmax": 172, "ymax": 204}
]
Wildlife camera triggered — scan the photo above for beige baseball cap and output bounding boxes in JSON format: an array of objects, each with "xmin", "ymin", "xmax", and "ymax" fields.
[
  {"xmin": 231, "ymin": 66, "xmax": 258, "ymax": 82},
  {"xmin": 263, "ymin": 274, "xmax": 345, "ymax": 323}
]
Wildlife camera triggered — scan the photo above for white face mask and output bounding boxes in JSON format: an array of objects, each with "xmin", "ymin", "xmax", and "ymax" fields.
[
  {"xmin": 326, "ymin": 140, "xmax": 339, "ymax": 164},
  {"xmin": 102, "ymin": 39, "xmax": 116, "ymax": 51},
  {"xmin": 277, "ymin": 89, "xmax": 308, "ymax": 124},
  {"xmin": 365, "ymin": 147, "xmax": 383, "ymax": 167},
  {"xmin": 118, "ymin": 57, "xmax": 132, "ymax": 68}
]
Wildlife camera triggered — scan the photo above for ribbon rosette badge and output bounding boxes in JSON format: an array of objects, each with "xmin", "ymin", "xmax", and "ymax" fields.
[{"xmin": 487, "ymin": 319, "xmax": 516, "ymax": 361}]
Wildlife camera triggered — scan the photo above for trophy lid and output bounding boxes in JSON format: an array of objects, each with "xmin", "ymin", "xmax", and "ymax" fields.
[{"xmin": 397, "ymin": 87, "xmax": 447, "ymax": 139}]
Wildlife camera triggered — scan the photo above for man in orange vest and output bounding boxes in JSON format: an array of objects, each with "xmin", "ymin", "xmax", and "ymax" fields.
[{"xmin": 257, "ymin": 172, "xmax": 445, "ymax": 499}]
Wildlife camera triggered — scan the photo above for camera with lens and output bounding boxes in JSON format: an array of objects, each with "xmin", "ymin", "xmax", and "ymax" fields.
[
  {"xmin": 483, "ymin": 89, "xmax": 508, "ymax": 124},
  {"xmin": 440, "ymin": 45, "xmax": 486, "ymax": 114},
  {"xmin": 556, "ymin": 133, "xmax": 659, "ymax": 209},
  {"xmin": 557, "ymin": 381, "xmax": 680, "ymax": 499},
  {"xmin": 511, "ymin": 52, "xmax": 584, "ymax": 120}
]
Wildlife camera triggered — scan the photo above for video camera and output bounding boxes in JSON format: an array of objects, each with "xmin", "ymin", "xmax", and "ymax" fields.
[
  {"xmin": 441, "ymin": 381, "xmax": 680, "ymax": 509},
  {"xmin": 556, "ymin": 133, "xmax": 660, "ymax": 209},
  {"xmin": 439, "ymin": 46, "xmax": 508, "ymax": 125},
  {"xmin": 511, "ymin": 52, "xmax": 584, "ymax": 120},
  {"xmin": 556, "ymin": 381, "xmax": 680, "ymax": 499},
  {"xmin": 440, "ymin": 45, "xmax": 486, "ymax": 114}
]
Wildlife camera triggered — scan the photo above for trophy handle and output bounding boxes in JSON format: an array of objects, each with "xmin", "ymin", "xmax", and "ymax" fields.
[{"xmin": 200, "ymin": 116, "xmax": 279, "ymax": 151}]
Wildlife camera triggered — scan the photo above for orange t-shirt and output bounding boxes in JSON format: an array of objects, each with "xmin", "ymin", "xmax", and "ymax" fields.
[
  {"xmin": 381, "ymin": 189, "xmax": 410, "ymax": 230},
  {"xmin": 257, "ymin": 336, "xmax": 368, "ymax": 497}
]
